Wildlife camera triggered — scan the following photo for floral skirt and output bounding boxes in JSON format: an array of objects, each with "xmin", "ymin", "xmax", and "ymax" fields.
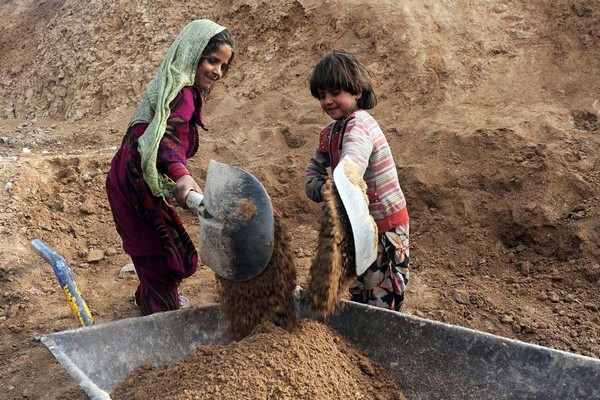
[{"xmin": 349, "ymin": 225, "xmax": 410, "ymax": 311}]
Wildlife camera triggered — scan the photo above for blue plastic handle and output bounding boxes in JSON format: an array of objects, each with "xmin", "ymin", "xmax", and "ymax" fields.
[{"xmin": 32, "ymin": 239, "xmax": 94, "ymax": 326}]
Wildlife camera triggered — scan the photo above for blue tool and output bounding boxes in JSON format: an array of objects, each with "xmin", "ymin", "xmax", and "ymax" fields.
[{"xmin": 32, "ymin": 239, "xmax": 94, "ymax": 327}]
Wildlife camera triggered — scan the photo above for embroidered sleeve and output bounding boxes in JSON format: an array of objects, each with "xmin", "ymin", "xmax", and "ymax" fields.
[
  {"xmin": 157, "ymin": 88, "xmax": 197, "ymax": 181},
  {"xmin": 318, "ymin": 125, "xmax": 332, "ymax": 153}
]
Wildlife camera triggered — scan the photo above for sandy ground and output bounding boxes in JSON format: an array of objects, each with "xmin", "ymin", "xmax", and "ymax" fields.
[{"xmin": 0, "ymin": 0, "xmax": 599, "ymax": 398}]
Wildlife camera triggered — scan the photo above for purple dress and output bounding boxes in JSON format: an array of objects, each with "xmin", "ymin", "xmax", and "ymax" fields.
[{"xmin": 106, "ymin": 86, "xmax": 204, "ymax": 314}]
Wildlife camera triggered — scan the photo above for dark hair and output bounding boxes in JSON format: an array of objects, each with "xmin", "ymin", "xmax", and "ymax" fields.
[
  {"xmin": 200, "ymin": 29, "xmax": 235, "ymax": 76},
  {"xmin": 309, "ymin": 50, "xmax": 377, "ymax": 110}
]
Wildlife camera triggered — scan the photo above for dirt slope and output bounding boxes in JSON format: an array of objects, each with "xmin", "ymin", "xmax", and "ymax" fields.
[{"xmin": 0, "ymin": 0, "xmax": 599, "ymax": 398}]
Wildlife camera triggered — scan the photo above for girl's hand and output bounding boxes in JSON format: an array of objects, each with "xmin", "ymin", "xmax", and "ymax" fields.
[
  {"xmin": 305, "ymin": 176, "xmax": 327, "ymax": 203},
  {"xmin": 175, "ymin": 175, "xmax": 202, "ymax": 208}
]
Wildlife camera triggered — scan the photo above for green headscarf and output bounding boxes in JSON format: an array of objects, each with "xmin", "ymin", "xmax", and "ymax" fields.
[{"xmin": 131, "ymin": 19, "xmax": 226, "ymax": 197}]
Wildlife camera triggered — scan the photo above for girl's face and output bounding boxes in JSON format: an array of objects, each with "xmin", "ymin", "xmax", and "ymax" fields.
[
  {"xmin": 317, "ymin": 89, "xmax": 360, "ymax": 120},
  {"xmin": 195, "ymin": 44, "xmax": 233, "ymax": 92}
]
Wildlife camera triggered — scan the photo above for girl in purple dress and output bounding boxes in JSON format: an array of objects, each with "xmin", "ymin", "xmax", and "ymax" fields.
[{"xmin": 106, "ymin": 20, "xmax": 234, "ymax": 315}]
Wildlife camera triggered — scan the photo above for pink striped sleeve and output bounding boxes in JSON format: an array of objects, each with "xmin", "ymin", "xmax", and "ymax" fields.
[{"xmin": 339, "ymin": 119, "xmax": 373, "ymax": 176}]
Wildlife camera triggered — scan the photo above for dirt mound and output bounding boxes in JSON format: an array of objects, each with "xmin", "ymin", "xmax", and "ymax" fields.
[
  {"xmin": 1, "ymin": 1, "xmax": 600, "ymax": 398},
  {"xmin": 111, "ymin": 320, "xmax": 406, "ymax": 400},
  {"xmin": 3, "ymin": 153, "xmax": 116, "ymax": 261}
]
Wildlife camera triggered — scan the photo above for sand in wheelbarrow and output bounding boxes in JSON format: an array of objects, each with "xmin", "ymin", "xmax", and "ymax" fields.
[{"xmin": 111, "ymin": 320, "xmax": 407, "ymax": 400}]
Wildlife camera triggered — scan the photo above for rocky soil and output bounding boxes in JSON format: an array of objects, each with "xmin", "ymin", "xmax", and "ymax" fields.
[{"xmin": 0, "ymin": 0, "xmax": 599, "ymax": 398}]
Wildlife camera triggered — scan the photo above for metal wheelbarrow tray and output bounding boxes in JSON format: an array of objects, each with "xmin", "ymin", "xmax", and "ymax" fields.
[{"xmin": 39, "ymin": 301, "xmax": 600, "ymax": 400}]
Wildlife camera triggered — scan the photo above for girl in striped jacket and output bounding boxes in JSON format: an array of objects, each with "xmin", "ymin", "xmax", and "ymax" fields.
[{"xmin": 305, "ymin": 50, "xmax": 410, "ymax": 311}]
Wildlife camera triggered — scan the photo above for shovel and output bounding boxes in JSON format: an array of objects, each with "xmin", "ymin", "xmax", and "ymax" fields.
[
  {"xmin": 186, "ymin": 160, "xmax": 274, "ymax": 281},
  {"xmin": 333, "ymin": 157, "xmax": 378, "ymax": 276}
]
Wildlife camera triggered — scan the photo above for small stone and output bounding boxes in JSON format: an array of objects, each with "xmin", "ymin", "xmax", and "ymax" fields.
[
  {"xmin": 570, "ymin": 330, "xmax": 580, "ymax": 338},
  {"xmin": 505, "ymin": 276, "xmax": 517, "ymax": 284},
  {"xmin": 493, "ymin": 4, "xmax": 508, "ymax": 13},
  {"xmin": 537, "ymin": 292, "xmax": 548, "ymax": 301},
  {"xmin": 22, "ymin": 147, "xmax": 31, "ymax": 154},
  {"xmin": 582, "ymin": 264, "xmax": 600, "ymax": 283},
  {"xmin": 572, "ymin": 4, "xmax": 593, "ymax": 18},
  {"xmin": 549, "ymin": 293, "xmax": 560, "ymax": 303},
  {"xmin": 452, "ymin": 290, "xmax": 469, "ymax": 305},
  {"xmin": 86, "ymin": 249, "xmax": 105, "ymax": 263},
  {"xmin": 358, "ymin": 360, "xmax": 375, "ymax": 376},
  {"xmin": 517, "ymin": 261, "xmax": 530, "ymax": 275},
  {"xmin": 11, "ymin": 64, "xmax": 22, "ymax": 75},
  {"xmin": 55, "ymin": 86, "xmax": 67, "ymax": 98},
  {"xmin": 118, "ymin": 263, "xmax": 137, "ymax": 279},
  {"xmin": 552, "ymin": 305, "xmax": 560, "ymax": 313},
  {"xmin": 79, "ymin": 263, "xmax": 89, "ymax": 269},
  {"xmin": 511, "ymin": 322, "xmax": 522, "ymax": 333},
  {"xmin": 80, "ymin": 199, "xmax": 95, "ymax": 215},
  {"xmin": 569, "ymin": 210, "xmax": 586, "ymax": 220},
  {"xmin": 106, "ymin": 247, "xmax": 118, "ymax": 256},
  {"xmin": 515, "ymin": 244, "xmax": 527, "ymax": 253},
  {"xmin": 47, "ymin": 199, "xmax": 65, "ymax": 212},
  {"xmin": 522, "ymin": 324, "xmax": 536, "ymax": 334},
  {"xmin": 500, "ymin": 314, "xmax": 514, "ymax": 324},
  {"xmin": 564, "ymin": 294, "xmax": 577, "ymax": 303}
]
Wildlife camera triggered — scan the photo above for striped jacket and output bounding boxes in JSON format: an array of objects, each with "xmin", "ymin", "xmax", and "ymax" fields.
[{"xmin": 305, "ymin": 110, "xmax": 409, "ymax": 232}]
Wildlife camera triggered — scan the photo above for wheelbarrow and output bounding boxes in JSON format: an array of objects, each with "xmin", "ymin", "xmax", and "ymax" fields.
[{"xmin": 38, "ymin": 296, "xmax": 600, "ymax": 400}]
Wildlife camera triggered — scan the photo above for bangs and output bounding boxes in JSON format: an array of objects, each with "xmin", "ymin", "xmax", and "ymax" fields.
[{"xmin": 309, "ymin": 53, "xmax": 362, "ymax": 98}]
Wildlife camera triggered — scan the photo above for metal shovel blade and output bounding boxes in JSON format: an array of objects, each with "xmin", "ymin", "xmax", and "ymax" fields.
[
  {"xmin": 333, "ymin": 158, "xmax": 378, "ymax": 276},
  {"xmin": 198, "ymin": 160, "xmax": 274, "ymax": 281}
]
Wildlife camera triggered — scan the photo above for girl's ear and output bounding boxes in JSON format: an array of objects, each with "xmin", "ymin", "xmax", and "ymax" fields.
[{"xmin": 355, "ymin": 92, "xmax": 362, "ymax": 101}]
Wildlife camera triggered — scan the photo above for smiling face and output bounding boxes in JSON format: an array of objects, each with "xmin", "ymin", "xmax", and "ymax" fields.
[
  {"xmin": 194, "ymin": 44, "xmax": 233, "ymax": 92},
  {"xmin": 317, "ymin": 89, "xmax": 360, "ymax": 120}
]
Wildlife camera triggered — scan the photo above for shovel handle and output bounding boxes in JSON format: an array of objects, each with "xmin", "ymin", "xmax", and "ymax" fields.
[
  {"xmin": 31, "ymin": 239, "xmax": 94, "ymax": 327},
  {"xmin": 185, "ymin": 190, "xmax": 205, "ymax": 213}
]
